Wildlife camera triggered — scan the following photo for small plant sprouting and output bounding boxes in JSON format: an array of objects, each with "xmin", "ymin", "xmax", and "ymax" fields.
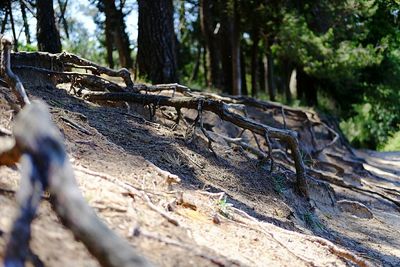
[{"xmin": 216, "ymin": 196, "xmax": 233, "ymax": 219}]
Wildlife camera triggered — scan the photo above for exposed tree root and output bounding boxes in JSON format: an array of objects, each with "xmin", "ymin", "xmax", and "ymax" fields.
[
  {"xmin": 11, "ymin": 51, "xmax": 134, "ymax": 89},
  {"xmin": 3, "ymin": 48, "xmax": 396, "ymax": 266},
  {"xmin": 1, "ymin": 37, "xmax": 30, "ymax": 106},
  {"xmin": 80, "ymin": 90, "xmax": 309, "ymax": 197}
]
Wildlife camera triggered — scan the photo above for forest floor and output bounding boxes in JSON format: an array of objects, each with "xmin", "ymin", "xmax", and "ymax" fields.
[{"xmin": 0, "ymin": 80, "xmax": 399, "ymax": 266}]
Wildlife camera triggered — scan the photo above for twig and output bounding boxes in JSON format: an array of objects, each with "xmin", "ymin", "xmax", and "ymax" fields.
[{"xmin": 60, "ymin": 116, "xmax": 92, "ymax": 135}]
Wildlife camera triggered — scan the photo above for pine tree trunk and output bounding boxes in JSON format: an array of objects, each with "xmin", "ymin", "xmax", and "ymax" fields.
[
  {"xmin": 8, "ymin": 0, "xmax": 18, "ymax": 50},
  {"xmin": 104, "ymin": 25, "xmax": 114, "ymax": 69},
  {"xmin": 1, "ymin": 9, "xmax": 8, "ymax": 34},
  {"xmin": 264, "ymin": 53, "xmax": 276, "ymax": 101},
  {"xmin": 200, "ymin": 0, "xmax": 223, "ymax": 88},
  {"xmin": 57, "ymin": 0, "xmax": 70, "ymax": 39},
  {"xmin": 240, "ymin": 49, "xmax": 247, "ymax": 96},
  {"xmin": 102, "ymin": 0, "xmax": 133, "ymax": 69},
  {"xmin": 190, "ymin": 43, "xmax": 201, "ymax": 82},
  {"xmin": 251, "ymin": 24, "xmax": 260, "ymax": 97},
  {"xmin": 36, "ymin": 0, "xmax": 62, "ymax": 53},
  {"xmin": 137, "ymin": 0, "xmax": 178, "ymax": 83},
  {"xmin": 19, "ymin": 0, "xmax": 31, "ymax": 44},
  {"xmin": 258, "ymin": 55, "xmax": 266, "ymax": 96},
  {"xmin": 297, "ymin": 68, "xmax": 318, "ymax": 106},
  {"xmin": 231, "ymin": 0, "xmax": 241, "ymax": 96}
]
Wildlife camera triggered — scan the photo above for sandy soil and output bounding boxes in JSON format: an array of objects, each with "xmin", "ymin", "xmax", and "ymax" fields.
[{"xmin": 0, "ymin": 83, "xmax": 399, "ymax": 266}]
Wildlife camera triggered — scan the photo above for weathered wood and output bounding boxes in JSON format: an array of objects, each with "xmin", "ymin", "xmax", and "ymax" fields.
[
  {"xmin": 82, "ymin": 90, "xmax": 309, "ymax": 197},
  {"xmin": 11, "ymin": 51, "xmax": 134, "ymax": 89},
  {"xmin": 0, "ymin": 37, "xmax": 30, "ymax": 106}
]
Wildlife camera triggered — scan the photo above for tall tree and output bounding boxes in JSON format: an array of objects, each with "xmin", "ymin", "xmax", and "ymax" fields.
[
  {"xmin": 36, "ymin": 0, "xmax": 62, "ymax": 53},
  {"xmin": 137, "ymin": 0, "xmax": 178, "ymax": 83},
  {"xmin": 19, "ymin": 0, "xmax": 31, "ymax": 44},
  {"xmin": 100, "ymin": 0, "xmax": 133, "ymax": 69},
  {"xmin": 230, "ymin": 0, "xmax": 241, "ymax": 96},
  {"xmin": 200, "ymin": 0, "xmax": 223, "ymax": 88}
]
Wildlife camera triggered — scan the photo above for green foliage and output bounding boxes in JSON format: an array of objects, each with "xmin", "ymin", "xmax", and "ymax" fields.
[
  {"xmin": 272, "ymin": 11, "xmax": 382, "ymax": 85},
  {"xmin": 17, "ymin": 43, "xmax": 37, "ymax": 52},
  {"xmin": 381, "ymin": 131, "xmax": 400, "ymax": 151},
  {"xmin": 62, "ymin": 20, "xmax": 107, "ymax": 65},
  {"xmin": 340, "ymin": 84, "xmax": 400, "ymax": 149}
]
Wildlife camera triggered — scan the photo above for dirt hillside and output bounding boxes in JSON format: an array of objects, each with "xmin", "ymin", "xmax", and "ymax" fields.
[{"xmin": 0, "ymin": 79, "xmax": 399, "ymax": 266}]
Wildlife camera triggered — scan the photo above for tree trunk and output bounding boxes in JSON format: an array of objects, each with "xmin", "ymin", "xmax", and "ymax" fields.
[
  {"xmin": 231, "ymin": 0, "xmax": 241, "ymax": 96},
  {"xmin": 240, "ymin": 49, "xmax": 247, "ymax": 96},
  {"xmin": 57, "ymin": 0, "xmax": 70, "ymax": 39},
  {"xmin": 202, "ymin": 43, "xmax": 209, "ymax": 86},
  {"xmin": 19, "ymin": 0, "xmax": 31, "ymax": 44},
  {"xmin": 1, "ymin": 9, "xmax": 8, "ymax": 34},
  {"xmin": 190, "ymin": 43, "xmax": 201, "ymax": 82},
  {"xmin": 250, "ymin": 24, "xmax": 259, "ymax": 97},
  {"xmin": 137, "ymin": 0, "xmax": 178, "ymax": 83},
  {"xmin": 282, "ymin": 58, "xmax": 293, "ymax": 103},
  {"xmin": 263, "ymin": 53, "xmax": 276, "ymax": 101},
  {"xmin": 102, "ymin": 0, "xmax": 133, "ymax": 69},
  {"xmin": 297, "ymin": 68, "xmax": 317, "ymax": 106},
  {"xmin": 200, "ymin": 0, "xmax": 223, "ymax": 88},
  {"xmin": 8, "ymin": 0, "xmax": 18, "ymax": 50},
  {"xmin": 104, "ymin": 8, "xmax": 115, "ymax": 69},
  {"xmin": 258, "ymin": 55, "xmax": 265, "ymax": 96},
  {"xmin": 36, "ymin": 0, "xmax": 62, "ymax": 53}
]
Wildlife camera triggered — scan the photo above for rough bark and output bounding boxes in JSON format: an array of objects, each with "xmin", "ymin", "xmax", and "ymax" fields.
[
  {"xmin": 251, "ymin": 24, "xmax": 260, "ymax": 97},
  {"xmin": 297, "ymin": 68, "xmax": 317, "ymax": 106},
  {"xmin": 57, "ymin": 0, "xmax": 70, "ymax": 39},
  {"xmin": 36, "ymin": 0, "xmax": 62, "ymax": 53},
  {"xmin": 104, "ymin": 23, "xmax": 115, "ymax": 69},
  {"xmin": 137, "ymin": 0, "xmax": 178, "ymax": 83},
  {"xmin": 7, "ymin": 0, "xmax": 18, "ymax": 50},
  {"xmin": 1, "ymin": 8, "xmax": 8, "ymax": 34},
  {"xmin": 20, "ymin": 0, "xmax": 31, "ymax": 44},
  {"xmin": 200, "ymin": 0, "xmax": 223, "ymax": 88},
  {"xmin": 101, "ymin": 0, "xmax": 133, "ymax": 69},
  {"xmin": 231, "ymin": 0, "xmax": 241, "ymax": 96},
  {"xmin": 240, "ymin": 49, "xmax": 247, "ymax": 96},
  {"xmin": 220, "ymin": 2, "xmax": 233, "ymax": 94}
]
